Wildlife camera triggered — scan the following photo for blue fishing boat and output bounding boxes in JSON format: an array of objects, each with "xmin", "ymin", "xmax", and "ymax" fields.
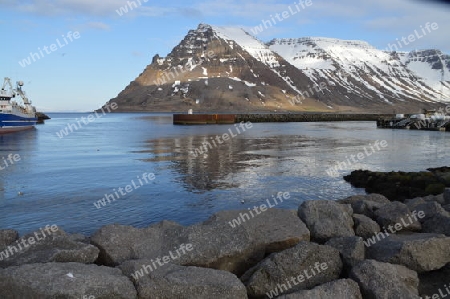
[{"xmin": 0, "ymin": 77, "xmax": 37, "ymax": 134}]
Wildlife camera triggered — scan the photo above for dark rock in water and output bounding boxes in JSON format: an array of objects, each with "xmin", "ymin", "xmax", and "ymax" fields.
[
  {"xmin": 0, "ymin": 262, "xmax": 137, "ymax": 299},
  {"xmin": 298, "ymin": 200, "xmax": 354, "ymax": 243},
  {"xmin": 242, "ymin": 241, "xmax": 342, "ymax": 298},
  {"xmin": 119, "ymin": 262, "xmax": 247, "ymax": 299},
  {"xmin": 444, "ymin": 188, "xmax": 450, "ymax": 205},
  {"xmin": 0, "ymin": 230, "xmax": 18, "ymax": 249},
  {"xmin": 275, "ymin": 279, "xmax": 363, "ymax": 299},
  {"xmin": 36, "ymin": 112, "xmax": 50, "ymax": 124},
  {"xmin": 350, "ymin": 259, "xmax": 420, "ymax": 299},
  {"xmin": 344, "ymin": 169, "xmax": 450, "ymax": 202},
  {"xmin": 366, "ymin": 233, "xmax": 450, "ymax": 273}
]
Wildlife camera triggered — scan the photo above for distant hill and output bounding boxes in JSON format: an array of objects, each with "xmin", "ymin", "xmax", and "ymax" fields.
[{"xmin": 101, "ymin": 24, "xmax": 450, "ymax": 113}]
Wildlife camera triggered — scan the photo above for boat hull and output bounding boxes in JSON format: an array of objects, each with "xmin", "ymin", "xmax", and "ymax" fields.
[{"xmin": 0, "ymin": 113, "xmax": 37, "ymax": 134}]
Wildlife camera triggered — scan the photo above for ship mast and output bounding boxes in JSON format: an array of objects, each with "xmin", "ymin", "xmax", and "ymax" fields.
[{"xmin": 14, "ymin": 81, "xmax": 32, "ymax": 105}]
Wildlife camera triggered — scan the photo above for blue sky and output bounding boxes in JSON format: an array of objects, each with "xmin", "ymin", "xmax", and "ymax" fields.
[{"xmin": 1, "ymin": 0, "xmax": 449, "ymax": 111}]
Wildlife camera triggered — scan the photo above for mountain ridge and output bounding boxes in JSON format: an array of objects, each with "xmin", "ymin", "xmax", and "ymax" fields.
[{"xmin": 102, "ymin": 24, "xmax": 449, "ymax": 113}]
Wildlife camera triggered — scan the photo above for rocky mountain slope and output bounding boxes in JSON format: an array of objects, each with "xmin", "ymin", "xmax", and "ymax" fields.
[{"xmin": 103, "ymin": 24, "xmax": 450, "ymax": 113}]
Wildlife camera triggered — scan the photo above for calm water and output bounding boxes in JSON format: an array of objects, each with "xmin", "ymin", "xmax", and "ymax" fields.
[{"xmin": 0, "ymin": 113, "xmax": 449, "ymax": 235}]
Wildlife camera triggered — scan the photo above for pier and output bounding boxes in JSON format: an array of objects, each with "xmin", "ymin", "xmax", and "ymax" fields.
[{"xmin": 173, "ymin": 113, "xmax": 390, "ymax": 125}]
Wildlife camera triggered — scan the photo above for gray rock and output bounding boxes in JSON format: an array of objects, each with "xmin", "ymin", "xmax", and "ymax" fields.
[
  {"xmin": 338, "ymin": 194, "xmax": 391, "ymax": 205},
  {"xmin": 91, "ymin": 221, "xmax": 185, "ymax": 266},
  {"xmin": 325, "ymin": 237, "xmax": 365, "ymax": 269},
  {"xmin": 419, "ymin": 263, "xmax": 450, "ymax": 298},
  {"xmin": 203, "ymin": 208, "xmax": 310, "ymax": 254},
  {"xmin": 92, "ymin": 219, "xmax": 262, "ymax": 276},
  {"xmin": 405, "ymin": 197, "xmax": 427, "ymax": 209},
  {"xmin": 242, "ymin": 241, "xmax": 342, "ymax": 298},
  {"xmin": 416, "ymin": 202, "xmax": 449, "ymax": 222},
  {"xmin": 366, "ymin": 233, "xmax": 450, "ymax": 273},
  {"xmin": 120, "ymin": 261, "xmax": 247, "ymax": 299},
  {"xmin": 298, "ymin": 200, "xmax": 354, "ymax": 243},
  {"xmin": 374, "ymin": 202, "xmax": 422, "ymax": 232},
  {"xmin": 444, "ymin": 204, "xmax": 450, "ymax": 213},
  {"xmin": 0, "ymin": 262, "xmax": 137, "ymax": 299},
  {"xmin": 353, "ymin": 214, "xmax": 381, "ymax": 239},
  {"xmin": 0, "ymin": 230, "xmax": 18, "ymax": 249},
  {"xmin": 338, "ymin": 194, "xmax": 390, "ymax": 218},
  {"xmin": 443, "ymin": 188, "xmax": 450, "ymax": 205},
  {"xmin": 421, "ymin": 193, "xmax": 445, "ymax": 205},
  {"xmin": 350, "ymin": 259, "xmax": 420, "ymax": 299},
  {"xmin": 0, "ymin": 227, "xmax": 99, "ymax": 268},
  {"xmin": 422, "ymin": 214, "xmax": 450, "ymax": 236},
  {"xmin": 275, "ymin": 279, "xmax": 363, "ymax": 299}
]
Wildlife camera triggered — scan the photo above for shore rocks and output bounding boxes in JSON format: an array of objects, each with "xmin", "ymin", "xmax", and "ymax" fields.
[
  {"xmin": 373, "ymin": 202, "xmax": 422, "ymax": 231},
  {"xmin": 366, "ymin": 233, "xmax": 450, "ymax": 273},
  {"xmin": 203, "ymin": 209, "xmax": 310, "ymax": 254},
  {"xmin": 350, "ymin": 259, "xmax": 420, "ymax": 299},
  {"xmin": 325, "ymin": 237, "xmax": 365, "ymax": 270},
  {"xmin": 276, "ymin": 279, "xmax": 363, "ymax": 299},
  {"xmin": 353, "ymin": 214, "xmax": 381, "ymax": 239},
  {"xmin": 298, "ymin": 200, "xmax": 354, "ymax": 243},
  {"xmin": 344, "ymin": 169, "xmax": 450, "ymax": 202},
  {"xmin": 120, "ymin": 262, "xmax": 247, "ymax": 299},
  {"xmin": 0, "ymin": 230, "xmax": 18, "ymax": 249},
  {"xmin": 2, "ymin": 180, "xmax": 450, "ymax": 298},
  {"xmin": 242, "ymin": 241, "xmax": 342, "ymax": 298},
  {"xmin": 0, "ymin": 262, "xmax": 137, "ymax": 299},
  {"xmin": 0, "ymin": 228, "xmax": 99, "ymax": 269}
]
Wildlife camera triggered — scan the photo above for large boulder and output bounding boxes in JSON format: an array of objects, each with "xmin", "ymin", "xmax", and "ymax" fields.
[
  {"xmin": 0, "ymin": 227, "xmax": 99, "ymax": 268},
  {"xmin": 419, "ymin": 263, "xmax": 450, "ymax": 298},
  {"xmin": 203, "ymin": 208, "xmax": 310, "ymax": 254},
  {"xmin": 444, "ymin": 188, "xmax": 450, "ymax": 205},
  {"xmin": 325, "ymin": 237, "xmax": 365, "ymax": 270},
  {"xmin": 422, "ymin": 214, "xmax": 450, "ymax": 236},
  {"xmin": 405, "ymin": 200, "xmax": 449, "ymax": 223},
  {"xmin": 91, "ymin": 221, "xmax": 184, "ymax": 266},
  {"xmin": 373, "ymin": 202, "xmax": 422, "ymax": 232},
  {"xmin": 298, "ymin": 200, "xmax": 354, "ymax": 243},
  {"xmin": 0, "ymin": 230, "xmax": 18, "ymax": 249},
  {"xmin": 120, "ymin": 261, "xmax": 247, "ymax": 299},
  {"xmin": 353, "ymin": 214, "xmax": 380, "ymax": 239},
  {"xmin": 275, "ymin": 279, "xmax": 362, "ymax": 299},
  {"xmin": 350, "ymin": 259, "xmax": 420, "ymax": 299},
  {"xmin": 242, "ymin": 241, "xmax": 342, "ymax": 298},
  {"xmin": 0, "ymin": 262, "xmax": 137, "ymax": 299},
  {"xmin": 338, "ymin": 194, "xmax": 389, "ymax": 218},
  {"xmin": 92, "ymin": 219, "xmax": 262, "ymax": 276},
  {"xmin": 366, "ymin": 233, "xmax": 450, "ymax": 273}
]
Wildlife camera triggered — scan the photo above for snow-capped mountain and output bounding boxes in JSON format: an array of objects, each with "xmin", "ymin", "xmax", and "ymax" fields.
[
  {"xmin": 106, "ymin": 24, "xmax": 449, "ymax": 113},
  {"xmin": 268, "ymin": 38, "xmax": 450, "ymax": 107}
]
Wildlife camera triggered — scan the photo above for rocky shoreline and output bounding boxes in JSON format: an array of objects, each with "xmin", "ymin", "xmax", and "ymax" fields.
[{"xmin": 1, "ymin": 187, "xmax": 450, "ymax": 297}]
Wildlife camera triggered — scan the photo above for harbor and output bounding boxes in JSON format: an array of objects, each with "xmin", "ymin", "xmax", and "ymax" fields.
[{"xmin": 377, "ymin": 110, "xmax": 450, "ymax": 132}]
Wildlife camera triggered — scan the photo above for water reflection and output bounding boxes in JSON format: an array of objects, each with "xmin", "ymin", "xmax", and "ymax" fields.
[{"xmin": 138, "ymin": 133, "xmax": 347, "ymax": 193}]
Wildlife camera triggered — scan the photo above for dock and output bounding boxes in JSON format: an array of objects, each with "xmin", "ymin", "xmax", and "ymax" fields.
[{"xmin": 173, "ymin": 113, "xmax": 390, "ymax": 125}]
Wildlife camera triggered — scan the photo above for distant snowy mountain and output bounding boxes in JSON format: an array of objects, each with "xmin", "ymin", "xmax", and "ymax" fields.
[
  {"xmin": 105, "ymin": 24, "xmax": 449, "ymax": 113},
  {"xmin": 268, "ymin": 37, "xmax": 450, "ymax": 106}
]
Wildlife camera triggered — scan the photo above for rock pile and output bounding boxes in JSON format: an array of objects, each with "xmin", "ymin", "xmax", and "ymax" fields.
[{"xmin": 1, "ymin": 190, "xmax": 450, "ymax": 298}]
